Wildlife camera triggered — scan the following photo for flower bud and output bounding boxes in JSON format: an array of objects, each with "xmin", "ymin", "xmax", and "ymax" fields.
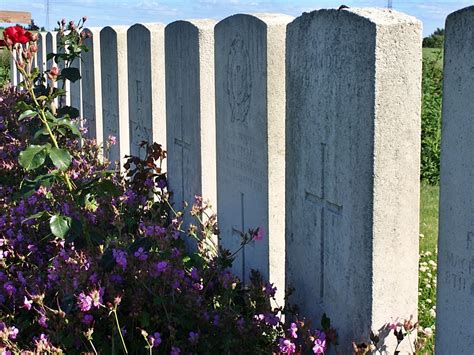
[
  {"xmin": 82, "ymin": 16, "xmax": 88, "ymax": 22},
  {"xmin": 50, "ymin": 66, "xmax": 59, "ymax": 76},
  {"xmin": 29, "ymin": 44, "xmax": 38, "ymax": 53},
  {"xmin": 61, "ymin": 19, "xmax": 66, "ymax": 26},
  {"xmin": 48, "ymin": 66, "xmax": 59, "ymax": 81},
  {"xmin": 29, "ymin": 33, "xmax": 38, "ymax": 42}
]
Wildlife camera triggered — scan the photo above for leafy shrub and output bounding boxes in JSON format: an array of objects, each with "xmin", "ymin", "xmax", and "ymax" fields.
[{"xmin": 420, "ymin": 50, "xmax": 443, "ymax": 184}]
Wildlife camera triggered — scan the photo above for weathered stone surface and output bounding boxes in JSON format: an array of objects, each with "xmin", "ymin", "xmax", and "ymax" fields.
[
  {"xmin": 10, "ymin": 50, "xmax": 17, "ymax": 86},
  {"xmin": 56, "ymin": 32, "xmax": 71, "ymax": 108},
  {"xmin": 100, "ymin": 26, "xmax": 129, "ymax": 168},
  {"xmin": 82, "ymin": 28, "xmax": 102, "ymax": 142},
  {"xmin": 36, "ymin": 32, "xmax": 47, "ymax": 73},
  {"xmin": 70, "ymin": 56, "xmax": 82, "ymax": 119},
  {"xmin": 216, "ymin": 13, "xmax": 292, "ymax": 306},
  {"xmin": 286, "ymin": 8, "xmax": 421, "ymax": 351},
  {"xmin": 46, "ymin": 32, "xmax": 57, "ymax": 91},
  {"xmin": 127, "ymin": 23, "xmax": 166, "ymax": 158},
  {"xmin": 436, "ymin": 6, "xmax": 474, "ymax": 353},
  {"xmin": 165, "ymin": 19, "xmax": 217, "ymax": 237},
  {"xmin": 46, "ymin": 32, "xmax": 57, "ymax": 69}
]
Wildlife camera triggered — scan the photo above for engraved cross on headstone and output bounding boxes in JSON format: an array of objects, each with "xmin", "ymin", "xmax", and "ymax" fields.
[
  {"xmin": 231, "ymin": 192, "xmax": 247, "ymax": 284},
  {"xmin": 174, "ymin": 105, "xmax": 191, "ymax": 205},
  {"xmin": 305, "ymin": 143, "xmax": 343, "ymax": 300}
]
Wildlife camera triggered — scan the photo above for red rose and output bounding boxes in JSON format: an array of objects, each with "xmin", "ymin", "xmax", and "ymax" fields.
[{"xmin": 3, "ymin": 26, "xmax": 34, "ymax": 45}]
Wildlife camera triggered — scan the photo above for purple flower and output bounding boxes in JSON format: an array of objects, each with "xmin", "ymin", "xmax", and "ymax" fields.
[
  {"xmin": 278, "ymin": 338, "xmax": 296, "ymax": 354},
  {"xmin": 189, "ymin": 331, "xmax": 199, "ymax": 344},
  {"xmin": 289, "ymin": 322, "xmax": 298, "ymax": 339},
  {"xmin": 38, "ymin": 314, "xmax": 48, "ymax": 328},
  {"xmin": 157, "ymin": 178, "xmax": 167, "ymax": 189},
  {"xmin": 264, "ymin": 313, "xmax": 280, "ymax": 326},
  {"xmin": 78, "ymin": 292, "xmax": 93, "ymax": 312},
  {"xmin": 148, "ymin": 332, "xmax": 161, "ymax": 347},
  {"xmin": 3, "ymin": 282, "xmax": 16, "ymax": 296},
  {"xmin": 82, "ymin": 314, "xmax": 94, "ymax": 325},
  {"xmin": 170, "ymin": 346, "xmax": 181, "ymax": 355},
  {"xmin": 155, "ymin": 261, "xmax": 168, "ymax": 274},
  {"xmin": 113, "ymin": 249, "xmax": 127, "ymax": 270},
  {"xmin": 134, "ymin": 247, "xmax": 148, "ymax": 261},
  {"xmin": 144, "ymin": 178, "xmax": 154, "ymax": 188},
  {"xmin": 8, "ymin": 326, "xmax": 19, "ymax": 340}
]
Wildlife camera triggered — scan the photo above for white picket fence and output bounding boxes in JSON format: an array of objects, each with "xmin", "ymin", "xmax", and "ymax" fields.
[{"xmin": 10, "ymin": 5, "xmax": 474, "ymax": 353}]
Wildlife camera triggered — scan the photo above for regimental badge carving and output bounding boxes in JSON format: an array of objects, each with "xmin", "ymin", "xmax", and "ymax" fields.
[{"xmin": 227, "ymin": 35, "xmax": 252, "ymax": 123}]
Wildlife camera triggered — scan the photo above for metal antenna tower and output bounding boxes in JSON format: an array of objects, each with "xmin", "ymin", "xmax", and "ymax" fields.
[
  {"xmin": 387, "ymin": 0, "xmax": 393, "ymax": 9},
  {"xmin": 46, "ymin": 0, "xmax": 50, "ymax": 30}
]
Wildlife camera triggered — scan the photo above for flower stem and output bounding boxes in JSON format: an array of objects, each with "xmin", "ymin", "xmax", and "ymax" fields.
[
  {"xmin": 17, "ymin": 63, "xmax": 74, "ymax": 192},
  {"xmin": 112, "ymin": 308, "xmax": 128, "ymax": 354},
  {"xmin": 88, "ymin": 338, "xmax": 98, "ymax": 355}
]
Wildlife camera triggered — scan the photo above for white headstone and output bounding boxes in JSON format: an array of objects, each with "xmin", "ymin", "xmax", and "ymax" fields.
[
  {"xmin": 436, "ymin": 5, "xmax": 474, "ymax": 353},
  {"xmin": 81, "ymin": 28, "xmax": 102, "ymax": 142},
  {"xmin": 70, "ymin": 57, "xmax": 82, "ymax": 119},
  {"xmin": 216, "ymin": 13, "xmax": 292, "ymax": 305},
  {"xmin": 36, "ymin": 32, "xmax": 47, "ymax": 73},
  {"xmin": 100, "ymin": 26, "xmax": 129, "ymax": 167},
  {"xmin": 46, "ymin": 32, "xmax": 57, "ymax": 70},
  {"xmin": 46, "ymin": 32, "xmax": 58, "ymax": 99},
  {"xmin": 286, "ymin": 9, "xmax": 422, "ymax": 351},
  {"xmin": 166, "ymin": 19, "xmax": 217, "ymax": 234},
  {"xmin": 127, "ymin": 23, "xmax": 166, "ymax": 158},
  {"xmin": 56, "ymin": 32, "xmax": 71, "ymax": 108},
  {"xmin": 10, "ymin": 50, "xmax": 18, "ymax": 86}
]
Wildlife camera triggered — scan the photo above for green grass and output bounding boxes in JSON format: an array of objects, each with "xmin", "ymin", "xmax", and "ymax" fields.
[
  {"xmin": 417, "ymin": 182, "xmax": 439, "ymax": 354},
  {"xmin": 423, "ymin": 48, "xmax": 443, "ymax": 69},
  {"xmin": 420, "ymin": 182, "xmax": 439, "ymax": 252}
]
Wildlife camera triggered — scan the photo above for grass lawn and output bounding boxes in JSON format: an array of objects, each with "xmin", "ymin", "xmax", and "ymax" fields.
[
  {"xmin": 420, "ymin": 182, "xmax": 439, "ymax": 252},
  {"xmin": 422, "ymin": 47, "xmax": 443, "ymax": 69},
  {"xmin": 417, "ymin": 181, "xmax": 439, "ymax": 353}
]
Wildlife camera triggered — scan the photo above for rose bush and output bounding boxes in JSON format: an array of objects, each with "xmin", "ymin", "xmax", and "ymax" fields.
[{"xmin": 0, "ymin": 21, "xmax": 337, "ymax": 354}]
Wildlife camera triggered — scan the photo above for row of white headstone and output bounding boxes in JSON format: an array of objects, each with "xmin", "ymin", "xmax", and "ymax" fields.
[{"xmin": 9, "ymin": 5, "xmax": 474, "ymax": 353}]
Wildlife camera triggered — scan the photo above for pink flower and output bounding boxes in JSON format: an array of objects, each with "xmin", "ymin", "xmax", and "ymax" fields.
[
  {"xmin": 89, "ymin": 288, "xmax": 103, "ymax": 308},
  {"xmin": 78, "ymin": 292, "xmax": 93, "ymax": 312},
  {"xmin": 253, "ymin": 227, "xmax": 264, "ymax": 241},
  {"xmin": 23, "ymin": 296, "xmax": 33, "ymax": 310},
  {"xmin": 289, "ymin": 322, "xmax": 298, "ymax": 339},
  {"xmin": 278, "ymin": 338, "xmax": 296, "ymax": 354},
  {"xmin": 312, "ymin": 338, "xmax": 326, "ymax": 354}
]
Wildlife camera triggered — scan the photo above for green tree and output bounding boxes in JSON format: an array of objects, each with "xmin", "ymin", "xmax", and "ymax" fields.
[{"xmin": 423, "ymin": 28, "xmax": 445, "ymax": 48}]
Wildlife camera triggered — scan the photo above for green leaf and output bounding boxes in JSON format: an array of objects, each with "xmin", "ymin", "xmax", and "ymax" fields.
[
  {"xmin": 14, "ymin": 101, "xmax": 33, "ymax": 111},
  {"xmin": 56, "ymin": 118, "xmax": 81, "ymax": 137},
  {"xmin": 58, "ymin": 106, "xmax": 80, "ymax": 120},
  {"xmin": 61, "ymin": 67, "xmax": 81, "ymax": 83},
  {"xmin": 19, "ymin": 145, "xmax": 47, "ymax": 170},
  {"xmin": 19, "ymin": 110, "xmax": 38, "ymax": 121},
  {"xmin": 49, "ymin": 147, "xmax": 72, "ymax": 171},
  {"xmin": 50, "ymin": 215, "xmax": 71, "ymax": 239},
  {"xmin": 33, "ymin": 127, "xmax": 50, "ymax": 140},
  {"xmin": 46, "ymin": 53, "xmax": 56, "ymax": 61}
]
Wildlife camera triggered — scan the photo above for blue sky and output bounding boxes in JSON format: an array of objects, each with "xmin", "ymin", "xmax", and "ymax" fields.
[{"xmin": 2, "ymin": 0, "xmax": 472, "ymax": 36}]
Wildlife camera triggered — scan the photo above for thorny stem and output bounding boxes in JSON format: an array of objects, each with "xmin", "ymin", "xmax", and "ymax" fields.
[{"xmin": 16, "ymin": 58, "xmax": 74, "ymax": 192}]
